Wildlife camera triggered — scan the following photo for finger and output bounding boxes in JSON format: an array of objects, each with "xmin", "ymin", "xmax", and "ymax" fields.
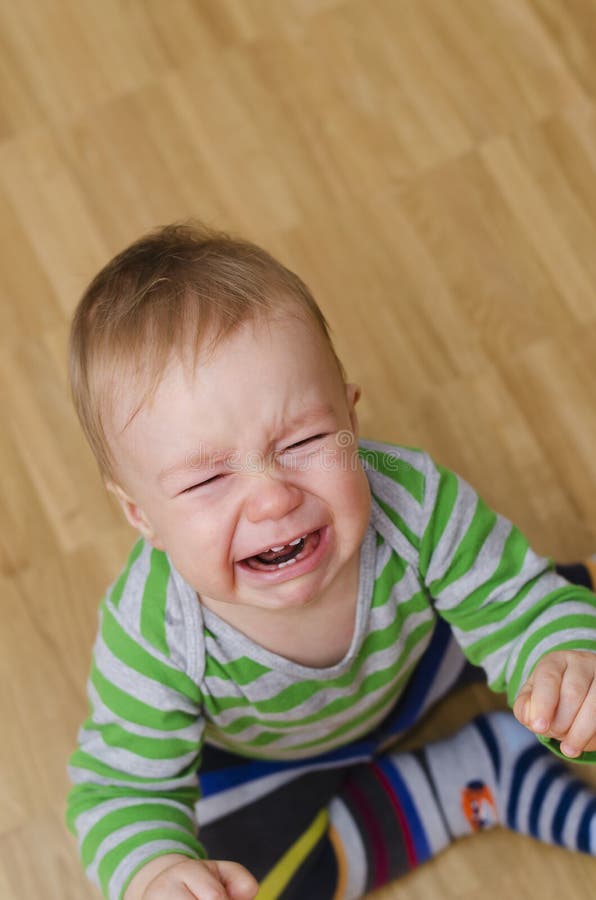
[
  {"xmin": 180, "ymin": 865, "xmax": 232, "ymax": 900},
  {"xmin": 548, "ymin": 666, "xmax": 591, "ymax": 739},
  {"xmin": 526, "ymin": 659, "xmax": 566, "ymax": 732},
  {"xmin": 211, "ymin": 861, "xmax": 259, "ymax": 899},
  {"xmin": 559, "ymin": 679, "xmax": 596, "ymax": 758},
  {"xmin": 146, "ymin": 883, "xmax": 201, "ymax": 900},
  {"xmin": 513, "ymin": 684, "xmax": 533, "ymax": 725}
]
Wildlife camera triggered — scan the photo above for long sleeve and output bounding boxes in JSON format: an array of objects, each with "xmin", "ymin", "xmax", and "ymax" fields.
[
  {"xmin": 66, "ymin": 540, "xmax": 207, "ymax": 900},
  {"xmin": 417, "ymin": 454, "xmax": 596, "ymax": 764}
]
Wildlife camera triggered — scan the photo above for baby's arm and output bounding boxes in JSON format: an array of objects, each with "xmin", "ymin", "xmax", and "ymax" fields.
[
  {"xmin": 417, "ymin": 453, "xmax": 596, "ymax": 763},
  {"xmin": 66, "ymin": 572, "xmax": 256, "ymax": 899}
]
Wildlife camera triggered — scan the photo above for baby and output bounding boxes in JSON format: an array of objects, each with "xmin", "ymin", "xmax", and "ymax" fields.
[{"xmin": 66, "ymin": 222, "xmax": 596, "ymax": 900}]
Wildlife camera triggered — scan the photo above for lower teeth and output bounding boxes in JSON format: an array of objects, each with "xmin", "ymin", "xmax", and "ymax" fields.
[
  {"xmin": 267, "ymin": 544, "xmax": 303, "ymax": 569},
  {"xmin": 247, "ymin": 531, "xmax": 318, "ymax": 570},
  {"xmin": 263, "ymin": 542, "xmax": 302, "ymax": 566}
]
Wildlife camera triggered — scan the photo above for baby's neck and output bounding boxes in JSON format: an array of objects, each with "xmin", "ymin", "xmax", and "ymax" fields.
[{"xmin": 199, "ymin": 554, "xmax": 361, "ymax": 669}]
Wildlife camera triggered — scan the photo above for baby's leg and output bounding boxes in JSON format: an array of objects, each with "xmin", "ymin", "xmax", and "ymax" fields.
[{"xmin": 283, "ymin": 711, "xmax": 595, "ymax": 900}]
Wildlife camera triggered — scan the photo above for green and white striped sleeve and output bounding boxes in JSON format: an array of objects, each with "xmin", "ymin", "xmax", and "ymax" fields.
[
  {"xmin": 418, "ymin": 456, "xmax": 596, "ymax": 765},
  {"xmin": 66, "ymin": 540, "xmax": 206, "ymax": 900}
]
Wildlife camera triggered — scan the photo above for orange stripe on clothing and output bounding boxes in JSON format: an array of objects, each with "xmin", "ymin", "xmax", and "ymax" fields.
[{"xmin": 328, "ymin": 823, "xmax": 348, "ymax": 900}]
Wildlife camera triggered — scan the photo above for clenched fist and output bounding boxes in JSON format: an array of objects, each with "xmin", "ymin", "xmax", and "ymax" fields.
[
  {"xmin": 125, "ymin": 853, "xmax": 258, "ymax": 900},
  {"xmin": 513, "ymin": 650, "xmax": 596, "ymax": 758}
]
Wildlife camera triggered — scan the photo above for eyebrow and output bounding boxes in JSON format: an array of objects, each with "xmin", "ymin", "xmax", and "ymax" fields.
[{"xmin": 157, "ymin": 404, "xmax": 336, "ymax": 485}]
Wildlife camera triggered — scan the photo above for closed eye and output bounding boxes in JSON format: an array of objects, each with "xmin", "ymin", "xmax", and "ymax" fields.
[
  {"xmin": 286, "ymin": 433, "xmax": 327, "ymax": 450},
  {"xmin": 180, "ymin": 474, "xmax": 225, "ymax": 494}
]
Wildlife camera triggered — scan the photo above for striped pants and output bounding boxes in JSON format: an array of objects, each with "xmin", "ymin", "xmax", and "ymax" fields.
[{"xmin": 196, "ymin": 561, "xmax": 595, "ymax": 900}]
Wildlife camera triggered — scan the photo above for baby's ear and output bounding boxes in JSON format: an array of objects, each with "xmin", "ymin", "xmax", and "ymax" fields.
[
  {"xmin": 345, "ymin": 382, "xmax": 362, "ymax": 438},
  {"xmin": 104, "ymin": 481, "xmax": 165, "ymax": 550}
]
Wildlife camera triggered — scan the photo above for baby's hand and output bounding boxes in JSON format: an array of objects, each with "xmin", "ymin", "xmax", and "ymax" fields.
[
  {"xmin": 513, "ymin": 650, "xmax": 596, "ymax": 758},
  {"xmin": 125, "ymin": 853, "xmax": 258, "ymax": 900}
]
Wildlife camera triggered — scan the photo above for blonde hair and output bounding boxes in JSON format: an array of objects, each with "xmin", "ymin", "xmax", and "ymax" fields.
[{"xmin": 68, "ymin": 220, "xmax": 345, "ymax": 483}]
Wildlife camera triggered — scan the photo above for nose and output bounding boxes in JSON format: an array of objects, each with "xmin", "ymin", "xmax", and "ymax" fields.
[{"xmin": 244, "ymin": 470, "xmax": 303, "ymax": 524}]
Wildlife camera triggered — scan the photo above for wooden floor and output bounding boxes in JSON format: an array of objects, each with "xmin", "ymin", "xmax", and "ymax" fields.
[{"xmin": 1, "ymin": 1, "xmax": 596, "ymax": 897}]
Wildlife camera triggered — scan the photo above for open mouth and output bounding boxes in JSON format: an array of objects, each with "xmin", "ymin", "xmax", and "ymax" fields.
[{"xmin": 241, "ymin": 529, "xmax": 322, "ymax": 572}]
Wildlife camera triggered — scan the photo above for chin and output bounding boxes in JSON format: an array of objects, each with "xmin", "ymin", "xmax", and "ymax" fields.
[{"xmin": 245, "ymin": 583, "xmax": 320, "ymax": 612}]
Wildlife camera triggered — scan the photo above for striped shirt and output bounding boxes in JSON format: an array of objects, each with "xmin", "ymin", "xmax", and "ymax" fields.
[{"xmin": 66, "ymin": 440, "xmax": 596, "ymax": 899}]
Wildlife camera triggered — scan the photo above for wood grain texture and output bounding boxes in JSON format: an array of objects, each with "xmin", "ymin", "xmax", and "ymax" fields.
[{"xmin": 1, "ymin": 1, "xmax": 595, "ymax": 897}]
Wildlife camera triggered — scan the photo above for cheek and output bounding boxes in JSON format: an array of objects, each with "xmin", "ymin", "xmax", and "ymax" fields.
[
  {"xmin": 345, "ymin": 466, "xmax": 372, "ymax": 524},
  {"xmin": 315, "ymin": 453, "xmax": 371, "ymax": 518},
  {"xmin": 190, "ymin": 503, "xmax": 243, "ymax": 566}
]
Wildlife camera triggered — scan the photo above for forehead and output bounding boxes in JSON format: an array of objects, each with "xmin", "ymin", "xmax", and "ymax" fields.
[{"xmin": 107, "ymin": 310, "xmax": 343, "ymax": 453}]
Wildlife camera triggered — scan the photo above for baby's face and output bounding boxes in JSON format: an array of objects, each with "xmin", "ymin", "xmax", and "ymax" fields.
[{"xmin": 106, "ymin": 310, "xmax": 371, "ymax": 613}]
